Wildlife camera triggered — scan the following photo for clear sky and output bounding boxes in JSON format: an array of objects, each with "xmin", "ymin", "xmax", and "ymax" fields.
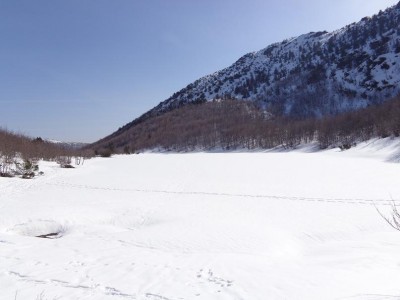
[{"xmin": 1, "ymin": 0, "xmax": 398, "ymax": 142}]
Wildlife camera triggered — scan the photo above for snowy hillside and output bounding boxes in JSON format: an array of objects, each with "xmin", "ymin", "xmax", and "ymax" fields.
[
  {"xmin": 141, "ymin": 2, "xmax": 400, "ymax": 120},
  {"xmin": 1, "ymin": 139, "xmax": 400, "ymax": 299}
]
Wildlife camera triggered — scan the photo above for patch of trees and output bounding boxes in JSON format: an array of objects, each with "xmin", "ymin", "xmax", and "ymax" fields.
[
  {"xmin": 0, "ymin": 129, "xmax": 93, "ymax": 178},
  {"xmin": 91, "ymin": 95, "xmax": 400, "ymax": 153}
]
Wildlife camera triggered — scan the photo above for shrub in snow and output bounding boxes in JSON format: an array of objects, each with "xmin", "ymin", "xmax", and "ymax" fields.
[
  {"xmin": 98, "ymin": 150, "xmax": 112, "ymax": 157},
  {"xmin": 15, "ymin": 159, "xmax": 39, "ymax": 179}
]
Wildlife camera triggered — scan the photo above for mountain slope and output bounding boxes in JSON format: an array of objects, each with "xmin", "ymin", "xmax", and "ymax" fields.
[
  {"xmin": 153, "ymin": 2, "xmax": 400, "ymax": 118},
  {"xmin": 92, "ymin": 2, "xmax": 400, "ymax": 149}
]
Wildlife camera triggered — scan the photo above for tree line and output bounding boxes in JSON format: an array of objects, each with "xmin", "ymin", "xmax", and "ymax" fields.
[
  {"xmin": 0, "ymin": 129, "xmax": 92, "ymax": 178},
  {"xmin": 91, "ymin": 95, "xmax": 400, "ymax": 154}
]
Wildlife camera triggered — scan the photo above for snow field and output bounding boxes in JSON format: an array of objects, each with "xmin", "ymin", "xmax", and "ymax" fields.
[{"xmin": 1, "ymin": 139, "xmax": 400, "ymax": 299}]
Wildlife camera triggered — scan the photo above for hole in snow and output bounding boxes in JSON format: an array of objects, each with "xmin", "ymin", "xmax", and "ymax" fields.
[{"xmin": 7, "ymin": 220, "xmax": 68, "ymax": 239}]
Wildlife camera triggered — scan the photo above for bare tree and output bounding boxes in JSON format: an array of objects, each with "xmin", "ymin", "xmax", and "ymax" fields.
[{"xmin": 375, "ymin": 202, "xmax": 400, "ymax": 232}]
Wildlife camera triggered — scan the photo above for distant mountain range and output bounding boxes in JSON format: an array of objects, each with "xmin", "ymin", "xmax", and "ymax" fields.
[
  {"xmin": 91, "ymin": 2, "xmax": 400, "ymax": 152},
  {"xmin": 47, "ymin": 139, "xmax": 88, "ymax": 150}
]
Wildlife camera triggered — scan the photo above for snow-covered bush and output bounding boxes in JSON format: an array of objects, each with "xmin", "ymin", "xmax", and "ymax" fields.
[
  {"xmin": 15, "ymin": 159, "xmax": 39, "ymax": 179},
  {"xmin": 0, "ymin": 153, "xmax": 15, "ymax": 177}
]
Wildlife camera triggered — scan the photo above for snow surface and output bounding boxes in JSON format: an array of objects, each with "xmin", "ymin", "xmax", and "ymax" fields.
[{"xmin": 1, "ymin": 139, "xmax": 400, "ymax": 299}]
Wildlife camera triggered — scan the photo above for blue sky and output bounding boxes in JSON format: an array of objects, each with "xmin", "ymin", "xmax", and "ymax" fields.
[{"xmin": 1, "ymin": 0, "xmax": 398, "ymax": 142}]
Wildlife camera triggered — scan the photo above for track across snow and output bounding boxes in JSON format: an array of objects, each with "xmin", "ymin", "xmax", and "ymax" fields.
[{"xmin": 1, "ymin": 139, "xmax": 400, "ymax": 299}]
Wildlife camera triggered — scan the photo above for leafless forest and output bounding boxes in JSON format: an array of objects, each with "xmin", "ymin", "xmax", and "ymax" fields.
[
  {"xmin": 91, "ymin": 95, "xmax": 400, "ymax": 154},
  {"xmin": 0, "ymin": 130, "xmax": 92, "ymax": 177}
]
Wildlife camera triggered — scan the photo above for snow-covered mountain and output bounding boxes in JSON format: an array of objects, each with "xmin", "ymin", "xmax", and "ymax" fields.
[
  {"xmin": 142, "ymin": 2, "xmax": 400, "ymax": 120},
  {"xmin": 94, "ymin": 2, "xmax": 400, "ymax": 148}
]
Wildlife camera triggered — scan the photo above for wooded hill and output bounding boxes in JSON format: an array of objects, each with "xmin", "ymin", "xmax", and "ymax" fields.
[{"xmin": 90, "ymin": 95, "xmax": 400, "ymax": 154}]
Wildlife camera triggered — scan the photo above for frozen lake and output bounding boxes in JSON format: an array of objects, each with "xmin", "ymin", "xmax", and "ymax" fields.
[{"xmin": 1, "ymin": 139, "xmax": 400, "ymax": 299}]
